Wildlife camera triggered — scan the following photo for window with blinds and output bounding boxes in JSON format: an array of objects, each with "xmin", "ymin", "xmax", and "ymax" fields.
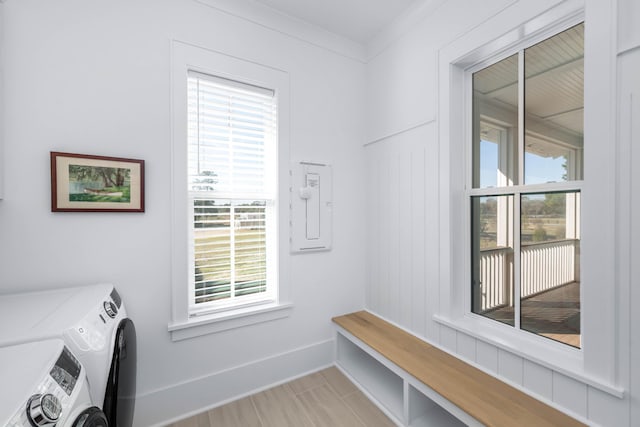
[{"xmin": 187, "ymin": 71, "xmax": 278, "ymax": 315}]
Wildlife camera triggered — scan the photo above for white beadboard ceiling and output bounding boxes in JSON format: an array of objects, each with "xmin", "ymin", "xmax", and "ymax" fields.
[
  {"xmin": 475, "ymin": 23, "xmax": 585, "ymax": 146},
  {"xmin": 252, "ymin": 0, "xmax": 420, "ymax": 44}
]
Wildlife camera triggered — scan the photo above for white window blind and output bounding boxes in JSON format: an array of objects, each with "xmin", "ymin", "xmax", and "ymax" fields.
[{"xmin": 187, "ymin": 71, "xmax": 278, "ymax": 316}]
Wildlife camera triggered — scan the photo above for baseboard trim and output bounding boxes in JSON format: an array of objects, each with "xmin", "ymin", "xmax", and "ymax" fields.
[{"xmin": 135, "ymin": 339, "xmax": 335, "ymax": 426}]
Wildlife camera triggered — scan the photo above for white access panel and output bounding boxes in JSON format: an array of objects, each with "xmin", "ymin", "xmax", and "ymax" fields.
[{"xmin": 290, "ymin": 161, "xmax": 332, "ymax": 252}]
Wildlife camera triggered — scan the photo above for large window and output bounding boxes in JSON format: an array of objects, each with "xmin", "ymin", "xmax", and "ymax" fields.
[
  {"xmin": 187, "ymin": 72, "xmax": 277, "ymax": 316},
  {"xmin": 170, "ymin": 42, "xmax": 291, "ymax": 340},
  {"xmin": 469, "ymin": 23, "xmax": 584, "ymax": 348}
]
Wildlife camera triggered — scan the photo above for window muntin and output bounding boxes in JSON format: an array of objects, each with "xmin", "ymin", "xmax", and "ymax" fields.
[
  {"xmin": 470, "ymin": 23, "xmax": 584, "ymax": 348},
  {"xmin": 187, "ymin": 72, "xmax": 277, "ymax": 316}
]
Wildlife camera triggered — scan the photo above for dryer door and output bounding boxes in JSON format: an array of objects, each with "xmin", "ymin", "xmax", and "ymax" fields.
[
  {"xmin": 103, "ymin": 318, "xmax": 136, "ymax": 427},
  {"xmin": 71, "ymin": 407, "xmax": 108, "ymax": 427}
]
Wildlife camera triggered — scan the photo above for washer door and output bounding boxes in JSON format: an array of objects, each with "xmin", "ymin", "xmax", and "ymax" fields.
[
  {"xmin": 103, "ymin": 318, "xmax": 136, "ymax": 427},
  {"xmin": 71, "ymin": 407, "xmax": 108, "ymax": 427}
]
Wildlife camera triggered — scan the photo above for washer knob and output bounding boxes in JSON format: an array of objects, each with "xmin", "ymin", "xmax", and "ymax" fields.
[
  {"xmin": 104, "ymin": 301, "xmax": 118, "ymax": 318},
  {"xmin": 27, "ymin": 393, "xmax": 61, "ymax": 426}
]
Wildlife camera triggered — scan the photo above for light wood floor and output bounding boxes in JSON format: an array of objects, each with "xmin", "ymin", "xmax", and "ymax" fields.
[{"xmin": 166, "ymin": 367, "xmax": 396, "ymax": 427}]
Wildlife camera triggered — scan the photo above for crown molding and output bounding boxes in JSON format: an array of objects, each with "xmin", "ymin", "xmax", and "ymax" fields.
[
  {"xmin": 366, "ymin": 0, "xmax": 447, "ymax": 61},
  {"xmin": 194, "ymin": 0, "xmax": 366, "ymax": 63}
]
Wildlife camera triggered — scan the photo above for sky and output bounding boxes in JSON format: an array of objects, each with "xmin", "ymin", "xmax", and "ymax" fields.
[{"xmin": 479, "ymin": 140, "xmax": 566, "ymax": 187}]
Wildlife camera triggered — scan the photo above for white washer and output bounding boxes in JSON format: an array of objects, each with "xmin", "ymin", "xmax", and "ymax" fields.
[
  {"xmin": 0, "ymin": 284, "xmax": 136, "ymax": 427},
  {"xmin": 0, "ymin": 339, "xmax": 108, "ymax": 427}
]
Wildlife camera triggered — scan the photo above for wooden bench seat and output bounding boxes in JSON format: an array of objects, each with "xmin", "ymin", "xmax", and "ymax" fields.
[{"xmin": 333, "ymin": 311, "xmax": 586, "ymax": 427}]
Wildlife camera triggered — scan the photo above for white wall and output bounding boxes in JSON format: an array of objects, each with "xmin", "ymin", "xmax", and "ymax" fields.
[
  {"xmin": 617, "ymin": 0, "xmax": 640, "ymax": 424},
  {"xmin": 365, "ymin": 0, "xmax": 639, "ymax": 425},
  {"xmin": 0, "ymin": 1, "xmax": 4, "ymax": 199},
  {"xmin": 0, "ymin": 0, "xmax": 366, "ymax": 425}
]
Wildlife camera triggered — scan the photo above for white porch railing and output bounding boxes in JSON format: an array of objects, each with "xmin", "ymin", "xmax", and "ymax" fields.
[
  {"xmin": 478, "ymin": 239, "xmax": 579, "ymax": 312},
  {"xmin": 478, "ymin": 247, "xmax": 513, "ymax": 312},
  {"xmin": 520, "ymin": 239, "xmax": 579, "ymax": 298}
]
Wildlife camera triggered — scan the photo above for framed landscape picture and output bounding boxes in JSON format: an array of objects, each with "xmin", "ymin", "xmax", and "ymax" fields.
[{"xmin": 51, "ymin": 152, "xmax": 145, "ymax": 212}]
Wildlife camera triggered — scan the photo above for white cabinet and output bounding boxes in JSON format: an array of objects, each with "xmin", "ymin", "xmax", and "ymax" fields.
[{"xmin": 335, "ymin": 331, "xmax": 474, "ymax": 427}]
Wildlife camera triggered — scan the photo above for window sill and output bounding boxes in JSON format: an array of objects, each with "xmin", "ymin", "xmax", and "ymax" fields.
[
  {"xmin": 433, "ymin": 314, "xmax": 624, "ymax": 398},
  {"xmin": 168, "ymin": 302, "xmax": 293, "ymax": 341}
]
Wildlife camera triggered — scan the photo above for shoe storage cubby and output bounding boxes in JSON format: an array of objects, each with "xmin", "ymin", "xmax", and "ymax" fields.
[{"xmin": 335, "ymin": 331, "xmax": 475, "ymax": 427}]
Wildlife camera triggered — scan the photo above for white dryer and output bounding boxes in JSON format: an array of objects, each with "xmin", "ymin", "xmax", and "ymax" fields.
[
  {"xmin": 0, "ymin": 284, "xmax": 136, "ymax": 427},
  {"xmin": 0, "ymin": 339, "xmax": 108, "ymax": 427}
]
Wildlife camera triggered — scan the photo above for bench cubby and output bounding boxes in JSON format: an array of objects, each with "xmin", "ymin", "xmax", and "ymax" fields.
[{"xmin": 333, "ymin": 311, "xmax": 586, "ymax": 427}]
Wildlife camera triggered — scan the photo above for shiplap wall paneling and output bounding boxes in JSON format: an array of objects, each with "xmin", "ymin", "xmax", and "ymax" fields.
[
  {"xmin": 588, "ymin": 386, "xmax": 630, "ymax": 427},
  {"xmin": 552, "ymin": 373, "xmax": 588, "ymax": 416},
  {"xmin": 364, "ymin": 124, "xmax": 436, "ymax": 340},
  {"xmin": 523, "ymin": 360, "xmax": 554, "ymax": 403},
  {"xmin": 409, "ymin": 137, "xmax": 428, "ymax": 337},
  {"xmin": 456, "ymin": 331, "xmax": 477, "ymax": 362},
  {"xmin": 620, "ymin": 48, "xmax": 640, "ymax": 427},
  {"xmin": 439, "ymin": 324, "xmax": 457, "ymax": 354},
  {"xmin": 476, "ymin": 340, "xmax": 499, "ymax": 375},
  {"xmin": 498, "ymin": 350, "xmax": 524, "ymax": 386},
  {"xmin": 631, "ymin": 52, "xmax": 640, "ymax": 427}
]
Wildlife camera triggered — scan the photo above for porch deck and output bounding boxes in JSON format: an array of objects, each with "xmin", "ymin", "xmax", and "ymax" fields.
[{"xmin": 484, "ymin": 281, "xmax": 580, "ymax": 348}]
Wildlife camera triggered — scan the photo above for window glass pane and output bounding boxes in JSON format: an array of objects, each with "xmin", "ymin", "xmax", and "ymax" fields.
[
  {"xmin": 524, "ymin": 23, "xmax": 584, "ymax": 184},
  {"xmin": 187, "ymin": 72, "xmax": 277, "ymax": 314},
  {"xmin": 194, "ymin": 200, "xmax": 232, "ymax": 304},
  {"xmin": 188, "ymin": 73, "xmax": 277, "ymax": 196},
  {"xmin": 233, "ymin": 202, "xmax": 267, "ymax": 297},
  {"xmin": 193, "ymin": 199, "xmax": 267, "ymax": 305},
  {"xmin": 478, "ymin": 125, "xmax": 499, "ymax": 188},
  {"xmin": 520, "ymin": 192, "xmax": 581, "ymax": 348},
  {"xmin": 473, "ymin": 54, "xmax": 518, "ymax": 188},
  {"xmin": 471, "ymin": 195, "xmax": 514, "ymax": 325}
]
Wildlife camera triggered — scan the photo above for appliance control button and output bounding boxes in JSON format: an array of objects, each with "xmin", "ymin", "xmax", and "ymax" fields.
[
  {"xmin": 104, "ymin": 301, "xmax": 118, "ymax": 318},
  {"xmin": 27, "ymin": 393, "xmax": 61, "ymax": 426}
]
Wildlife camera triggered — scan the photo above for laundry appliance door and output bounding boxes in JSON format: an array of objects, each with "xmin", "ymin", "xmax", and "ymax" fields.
[
  {"xmin": 70, "ymin": 406, "xmax": 108, "ymax": 427},
  {"xmin": 102, "ymin": 318, "xmax": 136, "ymax": 427}
]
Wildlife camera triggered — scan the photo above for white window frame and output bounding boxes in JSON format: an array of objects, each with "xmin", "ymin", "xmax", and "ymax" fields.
[
  {"xmin": 436, "ymin": 0, "xmax": 624, "ymax": 397},
  {"xmin": 169, "ymin": 41, "xmax": 292, "ymax": 341},
  {"xmin": 467, "ymin": 40, "xmax": 584, "ymax": 334}
]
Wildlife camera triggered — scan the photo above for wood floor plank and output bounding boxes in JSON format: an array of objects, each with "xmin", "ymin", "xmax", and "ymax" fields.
[
  {"xmin": 343, "ymin": 390, "xmax": 396, "ymax": 427},
  {"xmin": 321, "ymin": 366, "xmax": 358, "ymax": 397},
  {"xmin": 287, "ymin": 370, "xmax": 327, "ymax": 395},
  {"xmin": 165, "ymin": 368, "xmax": 395, "ymax": 427},
  {"xmin": 251, "ymin": 384, "xmax": 315, "ymax": 427},
  {"xmin": 207, "ymin": 396, "xmax": 261, "ymax": 427},
  {"xmin": 296, "ymin": 384, "xmax": 364, "ymax": 427},
  {"xmin": 167, "ymin": 411, "xmax": 210, "ymax": 427}
]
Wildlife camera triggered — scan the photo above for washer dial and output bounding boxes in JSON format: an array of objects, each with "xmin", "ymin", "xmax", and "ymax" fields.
[
  {"xmin": 104, "ymin": 301, "xmax": 118, "ymax": 318},
  {"xmin": 27, "ymin": 393, "xmax": 61, "ymax": 426}
]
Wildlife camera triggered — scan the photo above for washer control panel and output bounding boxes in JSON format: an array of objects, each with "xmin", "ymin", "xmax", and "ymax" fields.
[
  {"xmin": 6, "ymin": 346, "xmax": 81, "ymax": 427},
  {"xmin": 66, "ymin": 290, "xmax": 123, "ymax": 352}
]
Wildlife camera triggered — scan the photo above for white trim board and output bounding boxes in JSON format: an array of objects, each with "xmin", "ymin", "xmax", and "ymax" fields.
[
  {"xmin": 193, "ymin": 0, "xmax": 366, "ymax": 63},
  {"xmin": 136, "ymin": 339, "xmax": 335, "ymax": 426}
]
